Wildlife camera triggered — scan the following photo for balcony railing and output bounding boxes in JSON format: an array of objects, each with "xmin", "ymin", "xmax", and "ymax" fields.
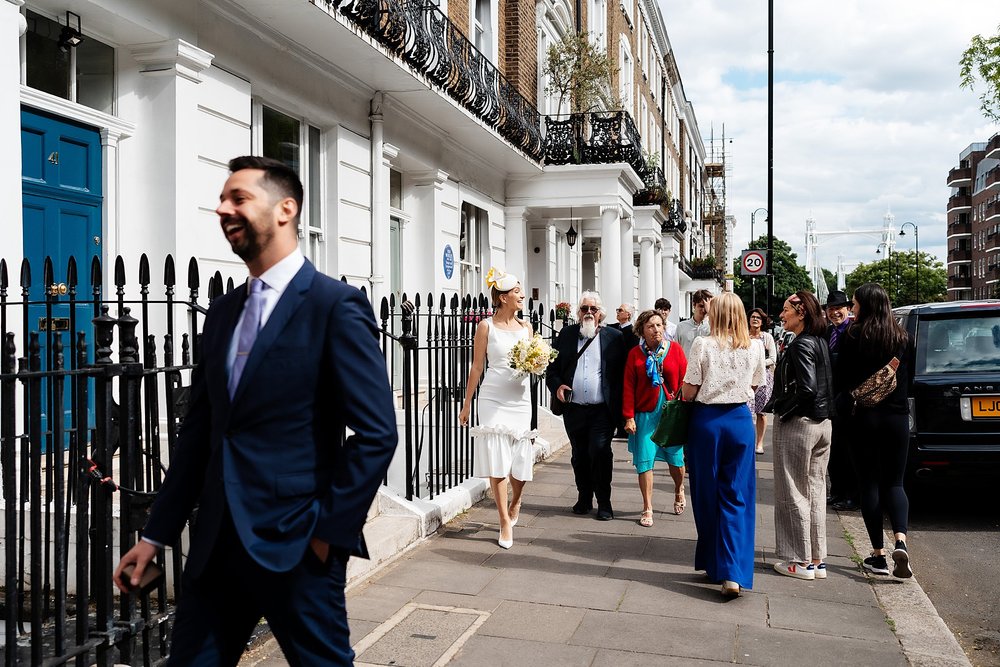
[
  {"xmin": 544, "ymin": 110, "xmax": 643, "ymax": 171},
  {"xmin": 947, "ymin": 166, "xmax": 972, "ymax": 186},
  {"xmin": 986, "ymin": 201, "xmax": 1000, "ymax": 222},
  {"xmin": 327, "ymin": 0, "xmax": 543, "ymax": 160},
  {"xmin": 985, "ymin": 167, "xmax": 1000, "ymax": 192},
  {"xmin": 634, "ymin": 165, "xmax": 668, "ymax": 207},
  {"xmin": 948, "ymin": 274, "xmax": 972, "ymax": 289},
  {"xmin": 661, "ymin": 199, "xmax": 687, "ymax": 234},
  {"xmin": 947, "ymin": 220, "xmax": 972, "ymax": 236},
  {"xmin": 987, "ymin": 234, "xmax": 1000, "ymax": 252},
  {"xmin": 987, "ymin": 133, "xmax": 1000, "ymax": 160},
  {"xmin": 948, "ymin": 193, "xmax": 972, "ymax": 210},
  {"xmin": 948, "ymin": 247, "xmax": 972, "ymax": 261}
]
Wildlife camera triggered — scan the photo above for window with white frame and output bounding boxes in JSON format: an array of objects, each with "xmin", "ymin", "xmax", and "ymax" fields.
[
  {"xmin": 256, "ymin": 104, "xmax": 324, "ymax": 264},
  {"xmin": 589, "ymin": 0, "xmax": 607, "ymax": 47},
  {"xmin": 474, "ymin": 0, "xmax": 493, "ymax": 60},
  {"xmin": 23, "ymin": 9, "xmax": 115, "ymax": 114},
  {"xmin": 460, "ymin": 202, "xmax": 488, "ymax": 298},
  {"xmin": 620, "ymin": 39, "xmax": 633, "ymax": 115}
]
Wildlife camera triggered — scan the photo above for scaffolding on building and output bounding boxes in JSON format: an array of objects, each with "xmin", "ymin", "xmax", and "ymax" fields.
[{"xmin": 702, "ymin": 124, "xmax": 732, "ymax": 269}]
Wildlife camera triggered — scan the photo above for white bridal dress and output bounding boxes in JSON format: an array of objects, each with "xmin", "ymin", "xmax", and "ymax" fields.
[{"xmin": 471, "ymin": 318, "xmax": 537, "ymax": 481}]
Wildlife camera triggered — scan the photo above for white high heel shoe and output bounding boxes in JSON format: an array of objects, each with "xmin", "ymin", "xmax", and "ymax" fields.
[{"xmin": 498, "ymin": 532, "xmax": 513, "ymax": 549}]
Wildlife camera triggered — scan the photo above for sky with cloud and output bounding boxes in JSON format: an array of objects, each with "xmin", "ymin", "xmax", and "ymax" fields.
[{"xmin": 659, "ymin": 0, "xmax": 1000, "ymax": 288}]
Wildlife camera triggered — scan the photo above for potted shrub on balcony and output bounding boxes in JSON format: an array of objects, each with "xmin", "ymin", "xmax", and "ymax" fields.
[{"xmin": 690, "ymin": 256, "xmax": 719, "ymax": 279}]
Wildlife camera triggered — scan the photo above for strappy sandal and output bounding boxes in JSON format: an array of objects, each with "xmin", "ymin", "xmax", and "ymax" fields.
[
  {"xmin": 638, "ymin": 509, "xmax": 654, "ymax": 527},
  {"xmin": 674, "ymin": 491, "xmax": 686, "ymax": 515}
]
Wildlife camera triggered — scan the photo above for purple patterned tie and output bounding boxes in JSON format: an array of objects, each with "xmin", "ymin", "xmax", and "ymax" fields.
[{"xmin": 229, "ymin": 278, "xmax": 264, "ymax": 397}]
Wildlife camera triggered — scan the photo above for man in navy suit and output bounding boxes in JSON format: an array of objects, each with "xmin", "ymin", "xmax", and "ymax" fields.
[
  {"xmin": 546, "ymin": 293, "xmax": 625, "ymax": 520},
  {"xmin": 114, "ymin": 156, "xmax": 398, "ymax": 665}
]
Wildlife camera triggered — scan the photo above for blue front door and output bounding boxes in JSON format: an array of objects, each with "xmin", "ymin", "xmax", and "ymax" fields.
[{"xmin": 21, "ymin": 107, "xmax": 103, "ymax": 436}]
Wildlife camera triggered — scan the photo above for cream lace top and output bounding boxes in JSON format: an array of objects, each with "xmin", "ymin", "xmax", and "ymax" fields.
[{"xmin": 683, "ymin": 335, "xmax": 767, "ymax": 404}]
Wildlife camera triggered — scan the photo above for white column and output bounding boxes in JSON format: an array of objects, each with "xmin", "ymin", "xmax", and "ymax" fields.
[
  {"xmin": 639, "ymin": 237, "xmax": 655, "ymax": 310},
  {"xmin": 653, "ymin": 241, "xmax": 663, "ymax": 305},
  {"xmin": 504, "ymin": 206, "xmax": 528, "ymax": 287},
  {"xmin": 600, "ymin": 205, "xmax": 621, "ymax": 309},
  {"xmin": 369, "ymin": 92, "xmax": 390, "ymax": 309},
  {"xmin": 620, "ymin": 215, "xmax": 633, "ymax": 308},
  {"xmin": 2, "ymin": 1, "xmax": 25, "ymax": 272},
  {"xmin": 662, "ymin": 241, "xmax": 680, "ymax": 320},
  {"xmin": 411, "ymin": 169, "xmax": 449, "ymax": 295}
]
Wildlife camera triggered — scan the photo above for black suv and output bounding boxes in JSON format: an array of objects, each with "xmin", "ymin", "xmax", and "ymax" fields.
[{"xmin": 894, "ymin": 300, "xmax": 1000, "ymax": 480}]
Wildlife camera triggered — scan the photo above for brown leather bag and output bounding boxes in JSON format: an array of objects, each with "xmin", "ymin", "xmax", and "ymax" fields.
[{"xmin": 850, "ymin": 357, "xmax": 900, "ymax": 412}]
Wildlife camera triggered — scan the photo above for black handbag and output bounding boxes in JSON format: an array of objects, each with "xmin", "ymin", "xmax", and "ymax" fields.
[{"xmin": 550, "ymin": 335, "xmax": 596, "ymax": 415}]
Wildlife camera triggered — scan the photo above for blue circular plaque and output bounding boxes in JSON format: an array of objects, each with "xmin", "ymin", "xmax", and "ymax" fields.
[{"xmin": 443, "ymin": 244, "xmax": 455, "ymax": 280}]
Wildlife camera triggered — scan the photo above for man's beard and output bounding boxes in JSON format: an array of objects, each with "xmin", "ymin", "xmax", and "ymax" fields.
[
  {"xmin": 580, "ymin": 318, "xmax": 598, "ymax": 339},
  {"xmin": 223, "ymin": 215, "xmax": 269, "ymax": 262}
]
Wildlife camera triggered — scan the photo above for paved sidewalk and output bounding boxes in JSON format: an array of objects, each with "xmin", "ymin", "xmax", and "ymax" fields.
[{"xmin": 242, "ymin": 440, "xmax": 968, "ymax": 666}]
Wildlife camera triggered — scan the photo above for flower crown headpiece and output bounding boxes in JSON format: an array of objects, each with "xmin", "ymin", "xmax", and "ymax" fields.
[{"xmin": 485, "ymin": 267, "xmax": 519, "ymax": 292}]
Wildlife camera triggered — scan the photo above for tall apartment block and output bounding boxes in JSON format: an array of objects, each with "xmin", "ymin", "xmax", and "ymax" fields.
[{"xmin": 947, "ymin": 134, "xmax": 1000, "ymax": 300}]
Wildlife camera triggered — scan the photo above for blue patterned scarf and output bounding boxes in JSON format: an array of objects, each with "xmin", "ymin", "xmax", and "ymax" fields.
[{"xmin": 641, "ymin": 339, "xmax": 668, "ymax": 388}]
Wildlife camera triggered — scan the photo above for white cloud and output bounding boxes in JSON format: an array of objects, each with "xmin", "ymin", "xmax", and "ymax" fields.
[{"xmin": 660, "ymin": 0, "xmax": 1000, "ymax": 286}]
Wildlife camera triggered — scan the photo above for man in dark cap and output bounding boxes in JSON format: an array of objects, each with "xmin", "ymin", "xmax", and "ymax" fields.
[{"xmin": 824, "ymin": 290, "xmax": 858, "ymax": 511}]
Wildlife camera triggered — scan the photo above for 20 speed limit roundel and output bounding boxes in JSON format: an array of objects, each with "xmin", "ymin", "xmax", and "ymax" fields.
[{"xmin": 740, "ymin": 250, "xmax": 766, "ymax": 276}]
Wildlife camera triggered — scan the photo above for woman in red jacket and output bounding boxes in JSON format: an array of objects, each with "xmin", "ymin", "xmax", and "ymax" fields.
[{"xmin": 624, "ymin": 309, "xmax": 688, "ymax": 526}]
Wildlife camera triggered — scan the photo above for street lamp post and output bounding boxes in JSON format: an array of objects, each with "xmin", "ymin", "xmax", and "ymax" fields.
[
  {"xmin": 899, "ymin": 222, "xmax": 919, "ymax": 304},
  {"xmin": 750, "ymin": 207, "xmax": 768, "ymax": 310},
  {"xmin": 875, "ymin": 243, "xmax": 897, "ymax": 299}
]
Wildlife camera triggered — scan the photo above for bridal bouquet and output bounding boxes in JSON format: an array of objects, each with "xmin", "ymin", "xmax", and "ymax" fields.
[{"xmin": 508, "ymin": 334, "xmax": 559, "ymax": 379}]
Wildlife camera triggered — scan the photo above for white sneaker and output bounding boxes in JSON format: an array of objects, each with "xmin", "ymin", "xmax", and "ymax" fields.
[
  {"xmin": 774, "ymin": 561, "xmax": 815, "ymax": 580},
  {"xmin": 807, "ymin": 563, "xmax": 827, "ymax": 579}
]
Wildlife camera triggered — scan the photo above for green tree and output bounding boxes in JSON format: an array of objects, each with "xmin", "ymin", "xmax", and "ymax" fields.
[
  {"xmin": 960, "ymin": 24, "xmax": 1000, "ymax": 122},
  {"xmin": 543, "ymin": 32, "xmax": 617, "ymax": 113},
  {"xmin": 821, "ymin": 267, "xmax": 838, "ymax": 294},
  {"xmin": 732, "ymin": 236, "xmax": 813, "ymax": 318},
  {"xmin": 845, "ymin": 250, "xmax": 947, "ymax": 307}
]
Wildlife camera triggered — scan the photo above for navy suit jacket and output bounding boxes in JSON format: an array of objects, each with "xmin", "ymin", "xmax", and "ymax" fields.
[
  {"xmin": 143, "ymin": 260, "xmax": 398, "ymax": 577},
  {"xmin": 545, "ymin": 324, "xmax": 626, "ymax": 420}
]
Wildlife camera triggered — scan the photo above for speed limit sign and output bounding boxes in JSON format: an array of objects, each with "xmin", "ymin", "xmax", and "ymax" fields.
[{"xmin": 741, "ymin": 250, "xmax": 767, "ymax": 276}]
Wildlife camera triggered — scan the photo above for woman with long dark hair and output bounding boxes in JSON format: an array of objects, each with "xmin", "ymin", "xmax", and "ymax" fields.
[
  {"xmin": 834, "ymin": 282, "xmax": 914, "ymax": 578},
  {"xmin": 767, "ymin": 291, "xmax": 834, "ymax": 581}
]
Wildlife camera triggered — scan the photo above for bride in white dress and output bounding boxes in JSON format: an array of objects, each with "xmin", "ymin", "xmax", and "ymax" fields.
[{"xmin": 459, "ymin": 269, "xmax": 535, "ymax": 549}]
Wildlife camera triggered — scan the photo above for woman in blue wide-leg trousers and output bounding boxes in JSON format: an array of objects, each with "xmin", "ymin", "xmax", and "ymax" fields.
[{"xmin": 687, "ymin": 402, "xmax": 757, "ymax": 590}]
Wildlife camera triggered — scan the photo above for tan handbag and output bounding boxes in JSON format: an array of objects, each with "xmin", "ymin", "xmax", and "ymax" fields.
[{"xmin": 850, "ymin": 357, "xmax": 900, "ymax": 412}]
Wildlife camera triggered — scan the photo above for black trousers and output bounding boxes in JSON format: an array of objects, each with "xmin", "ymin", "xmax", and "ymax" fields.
[
  {"xmin": 563, "ymin": 403, "xmax": 614, "ymax": 510},
  {"xmin": 167, "ymin": 509, "xmax": 353, "ymax": 666},
  {"xmin": 847, "ymin": 410, "xmax": 910, "ymax": 550},
  {"xmin": 827, "ymin": 416, "xmax": 858, "ymax": 500}
]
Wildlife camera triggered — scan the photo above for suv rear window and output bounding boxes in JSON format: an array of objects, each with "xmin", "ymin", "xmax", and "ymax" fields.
[{"xmin": 917, "ymin": 313, "xmax": 1000, "ymax": 373}]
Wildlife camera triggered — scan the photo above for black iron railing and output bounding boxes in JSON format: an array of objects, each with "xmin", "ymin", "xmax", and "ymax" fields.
[
  {"xmin": 374, "ymin": 293, "xmax": 562, "ymax": 500},
  {"xmin": 544, "ymin": 111, "xmax": 643, "ymax": 172},
  {"xmin": 0, "ymin": 253, "xmax": 215, "ymax": 666},
  {"xmin": 0, "ymin": 252, "xmax": 571, "ymax": 663},
  {"xmin": 661, "ymin": 199, "xmax": 686, "ymax": 234},
  {"xmin": 325, "ymin": 0, "xmax": 543, "ymax": 160}
]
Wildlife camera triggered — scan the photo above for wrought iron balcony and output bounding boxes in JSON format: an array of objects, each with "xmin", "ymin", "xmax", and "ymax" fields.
[
  {"xmin": 544, "ymin": 110, "xmax": 645, "ymax": 173},
  {"xmin": 661, "ymin": 199, "xmax": 687, "ymax": 234},
  {"xmin": 634, "ymin": 165, "xmax": 668, "ymax": 207},
  {"xmin": 327, "ymin": 0, "xmax": 542, "ymax": 160}
]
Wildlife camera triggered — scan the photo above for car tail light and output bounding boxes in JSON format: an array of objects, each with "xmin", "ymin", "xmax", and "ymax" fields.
[{"xmin": 907, "ymin": 398, "xmax": 916, "ymax": 432}]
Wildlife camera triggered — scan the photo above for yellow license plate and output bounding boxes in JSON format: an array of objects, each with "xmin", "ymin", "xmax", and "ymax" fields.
[{"xmin": 971, "ymin": 396, "xmax": 1000, "ymax": 418}]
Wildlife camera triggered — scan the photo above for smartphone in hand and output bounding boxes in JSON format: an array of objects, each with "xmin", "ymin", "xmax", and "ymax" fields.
[{"xmin": 119, "ymin": 562, "xmax": 164, "ymax": 594}]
